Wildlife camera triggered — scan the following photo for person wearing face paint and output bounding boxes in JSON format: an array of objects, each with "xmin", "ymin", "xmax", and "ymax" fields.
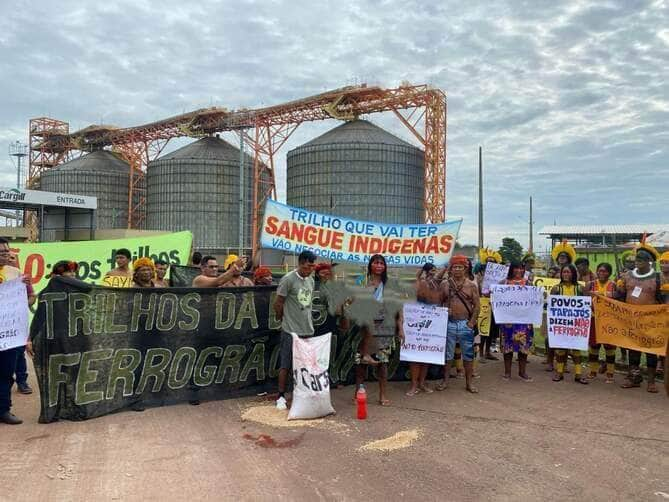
[
  {"xmin": 550, "ymin": 264, "xmax": 589, "ymax": 384},
  {"xmin": 132, "ymin": 258, "xmax": 156, "ymax": 288},
  {"xmin": 221, "ymin": 255, "xmax": 253, "ymax": 287},
  {"xmin": 253, "ymin": 266, "xmax": 274, "ymax": 286},
  {"xmin": 437, "ymin": 255, "xmax": 480, "ymax": 394},
  {"xmin": 499, "ymin": 262, "xmax": 534, "ymax": 381},
  {"xmin": 617, "ymin": 239, "xmax": 662, "ymax": 393},
  {"xmin": 584, "ymin": 262, "xmax": 617, "ymax": 383}
]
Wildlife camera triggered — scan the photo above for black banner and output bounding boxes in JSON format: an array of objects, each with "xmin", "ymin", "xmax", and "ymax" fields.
[{"xmin": 32, "ymin": 277, "xmax": 427, "ymax": 422}]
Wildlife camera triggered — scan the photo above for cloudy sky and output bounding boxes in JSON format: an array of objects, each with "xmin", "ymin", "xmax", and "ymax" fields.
[{"xmin": 1, "ymin": 0, "xmax": 667, "ymax": 253}]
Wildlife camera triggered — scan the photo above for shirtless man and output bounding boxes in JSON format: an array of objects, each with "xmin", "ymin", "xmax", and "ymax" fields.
[
  {"xmin": 191, "ymin": 255, "xmax": 238, "ymax": 288},
  {"xmin": 154, "ymin": 260, "xmax": 169, "ymax": 288},
  {"xmin": 106, "ymin": 248, "xmax": 132, "ymax": 278},
  {"xmin": 437, "ymin": 255, "xmax": 480, "ymax": 394},
  {"xmin": 406, "ymin": 263, "xmax": 444, "ymax": 396},
  {"xmin": 617, "ymin": 246, "xmax": 662, "ymax": 393},
  {"xmin": 221, "ymin": 255, "xmax": 253, "ymax": 287}
]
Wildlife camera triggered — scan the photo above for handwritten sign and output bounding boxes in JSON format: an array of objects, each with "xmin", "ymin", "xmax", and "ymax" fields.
[
  {"xmin": 593, "ymin": 296, "xmax": 669, "ymax": 356},
  {"xmin": 481, "ymin": 263, "xmax": 509, "ymax": 295},
  {"xmin": 260, "ymin": 199, "xmax": 462, "ymax": 267},
  {"xmin": 547, "ymin": 295, "xmax": 591, "ymax": 350},
  {"xmin": 477, "ymin": 297, "xmax": 491, "ymax": 337},
  {"xmin": 0, "ymin": 279, "xmax": 29, "ymax": 350},
  {"xmin": 102, "ymin": 276, "xmax": 132, "ymax": 288},
  {"xmin": 400, "ymin": 303, "xmax": 449, "ymax": 365},
  {"xmin": 490, "ymin": 285, "xmax": 544, "ymax": 325}
]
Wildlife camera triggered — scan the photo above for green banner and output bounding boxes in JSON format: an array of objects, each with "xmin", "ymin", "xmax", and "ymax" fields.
[{"xmin": 8, "ymin": 231, "xmax": 193, "ymax": 290}]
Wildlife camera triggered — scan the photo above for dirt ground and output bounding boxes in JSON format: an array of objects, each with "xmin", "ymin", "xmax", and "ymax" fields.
[{"xmin": 1, "ymin": 356, "xmax": 667, "ymax": 502}]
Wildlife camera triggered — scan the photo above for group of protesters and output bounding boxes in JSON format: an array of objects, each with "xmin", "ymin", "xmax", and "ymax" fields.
[{"xmin": 1, "ymin": 234, "xmax": 667, "ymax": 425}]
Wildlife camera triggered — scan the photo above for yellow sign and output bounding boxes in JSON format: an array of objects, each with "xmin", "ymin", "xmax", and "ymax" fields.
[
  {"xmin": 478, "ymin": 297, "xmax": 491, "ymax": 337},
  {"xmin": 102, "ymin": 276, "xmax": 133, "ymax": 288},
  {"xmin": 533, "ymin": 277, "xmax": 560, "ymax": 293},
  {"xmin": 593, "ymin": 296, "xmax": 669, "ymax": 356}
]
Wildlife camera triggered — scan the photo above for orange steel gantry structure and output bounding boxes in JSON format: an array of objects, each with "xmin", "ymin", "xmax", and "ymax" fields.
[{"xmin": 29, "ymin": 83, "xmax": 447, "ymax": 254}]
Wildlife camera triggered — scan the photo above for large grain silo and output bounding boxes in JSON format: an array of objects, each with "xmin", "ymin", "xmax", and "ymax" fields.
[
  {"xmin": 287, "ymin": 120, "xmax": 425, "ymax": 224},
  {"xmin": 146, "ymin": 136, "xmax": 254, "ymax": 252},
  {"xmin": 40, "ymin": 149, "xmax": 132, "ymax": 231}
]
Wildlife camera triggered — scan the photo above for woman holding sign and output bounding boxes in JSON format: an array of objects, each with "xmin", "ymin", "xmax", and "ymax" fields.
[
  {"xmin": 550, "ymin": 264, "xmax": 589, "ymax": 384},
  {"xmin": 584, "ymin": 263, "xmax": 617, "ymax": 383},
  {"xmin": 499, "ymin": 262, "xmax": 534, "ymax": 381}
]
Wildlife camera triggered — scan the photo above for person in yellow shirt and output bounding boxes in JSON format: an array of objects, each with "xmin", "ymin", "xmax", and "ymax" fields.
[{"xmin": 550, "ymin": 263, "xmax": 588, "ymax": 384}]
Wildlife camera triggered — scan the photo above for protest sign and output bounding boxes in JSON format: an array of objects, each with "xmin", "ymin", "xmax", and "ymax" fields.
[
  {"xmin": 9, "ymin": 231, "xmax": 193, "ymax": 291},
  {"xmin": 0, "ymin": 279, "xmax": 29, "ymax": 350},
  {"xmin": 102, "ymin": 276, "xmax": 133, "ymax": 288},
  {"xmin": 481, "ymin": 263, "xmax": 509, "ymax": 295},
  {"xmin": 490, "ymin": 285, "xmax": 543, "ymax": 325},
  {"xmin": 593, "ymin": 296, "xmax": 669, "ymax": 356},
  {"xmin": 260, "ymin": 199, "xmax": 461, "ymax": 267},
  {"xmin": 400, "ymin": 303, "xmax": 449, "ymax": 365},
  {"xmin": 477, "ymin": 297, "xmax": 491, "ymax": 337},
  {"xmin": 546, "ymin": 295, "xmax": 591, "ymax": 350}
]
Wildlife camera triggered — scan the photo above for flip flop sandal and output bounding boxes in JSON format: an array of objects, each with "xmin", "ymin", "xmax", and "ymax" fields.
[
  {"xmin": 419, "ymin": 386, "xmax": 434, "ymax": 394},
  {"xmin": 605, "ymin": 375, "xmax": 615, "ymax": 384},
  {"xmin": 519, "ymin": 374, "xmax": 533, "ymax": 382},
  {"xmin": 545, "ymin": 366, "xmax": 554, "ymax": 372},
  {"xmin": 647, "ymin": 384, "xmax": 658, "ymax": 393},
  {"xmin": 552, "ymin": 374, "xmax": 564, "ymax": 382},
  {"xmin": 378, "ymin": 399, "xmax": 391, "ymax": 406},
  {"xmin": 405, "ymin": 389, "xmax": 420, "ymax": 397},
  {"xmin": 501, "ymin": 374, "xmax": 511, "ymax": 380},
  {"xmin": 575, "ymin": 377, "xmax": 589, "ymax": 385},
  {"xmin": 466, "ymin": 386, "xmax": 479, "ymax": 394},
  {"xmin": 620, "ymin": 379, "xmax": 640, "ymax": 389}
]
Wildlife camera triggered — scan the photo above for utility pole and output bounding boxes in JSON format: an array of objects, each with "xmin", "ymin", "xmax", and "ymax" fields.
[
  {"xmin": 529, "ymin": 196, "xmax": 534, "ymax": 253},
  {"xmin": 478, "ymin": 146, "xmax": 483, "ymax": 249},
  {"xmin": 9, "ymin": 141, "xmax": 28, "ymax": 226},
  {"xmin": 239, "ymin": 131, "xmax": 245, "ymax": 256}
]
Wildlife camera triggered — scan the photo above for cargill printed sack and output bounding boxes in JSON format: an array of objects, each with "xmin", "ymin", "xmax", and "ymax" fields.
[{"xmin": 288, "ymin": 332, "xmax": 336, "ymax": 420}]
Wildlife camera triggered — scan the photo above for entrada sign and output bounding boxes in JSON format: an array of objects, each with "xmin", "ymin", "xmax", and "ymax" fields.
[{"xmin": 0, "ymin": 187, "xmax": 97, "ymax": 210}]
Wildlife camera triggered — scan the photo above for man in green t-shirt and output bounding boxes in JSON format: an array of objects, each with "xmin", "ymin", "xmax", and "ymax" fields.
[{"xmin": 273, "ymin": 250, "xmax": 316, "ymax": 410}]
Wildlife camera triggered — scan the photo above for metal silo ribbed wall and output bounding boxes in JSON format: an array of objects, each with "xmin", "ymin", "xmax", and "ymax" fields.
[
  {"xmin": 39, "ymin": 150, "xmax": 132, "ymax": 230},
  {"xmin": 286, "ymin": 121, "xmax": 425, "ymax": 224},
  {"xmin": 146, "ymin": 137, "xmax": 255, "ymax": 252}
]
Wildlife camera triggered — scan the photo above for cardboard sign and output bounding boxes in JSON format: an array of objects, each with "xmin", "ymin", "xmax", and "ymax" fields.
[
  {"xmin": 593, "ymin": 296, "xmax": 669, "ymax": 356},
  {"xmin": 400, "ymin": 303, "xmax": 449, "ymax": 365},
  {"xmin": 0, "ymin": 279, "xmax": 30, "ymax": 350},
  {"xmin": 547, "ymin": 295, "xmax": 591, "ymax": 350},
  {"xmin": 490, "ymin": 285, "xmax": 544, "ymax": 325}
]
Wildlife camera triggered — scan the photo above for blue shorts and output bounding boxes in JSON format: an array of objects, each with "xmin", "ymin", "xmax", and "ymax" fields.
[{"xmin": 446, "ymin": 319, "xmax": 475, "ymax": 362}]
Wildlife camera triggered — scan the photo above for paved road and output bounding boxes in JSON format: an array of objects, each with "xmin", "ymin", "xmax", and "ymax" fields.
[{"xmin": 2, "ymin": 356, "xmax": 667, "ymax": 501}]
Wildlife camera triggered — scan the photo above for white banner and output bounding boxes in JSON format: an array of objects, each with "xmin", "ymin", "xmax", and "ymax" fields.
[
  {"xmin": 547, "ymin": 295, "xmax": 591, "ymax": 350},
  {"xmin": 481, "ymin": 263, "xmax": 509, "ymax": 295},
  {"xmin": 260, "ymin": 199, "xmax": 462, "ymax": 267},
  {"xmin": 0, "ymin": 186, "xmax": 97, "ymax": 209},
  {"xmin": 0, "ymin": 279, "xmax": 30, "ymax": 351},
  {"xmin": 490, "ymin": 285, "xmax": 544, "ymax": 325},
  {"xmin": 400, "ymin": 303, "xmax": 449, "ymax": 365}
]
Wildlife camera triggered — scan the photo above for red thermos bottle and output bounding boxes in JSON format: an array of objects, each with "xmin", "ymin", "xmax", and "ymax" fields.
[{"xmin": 356, "ymin": 384, "xmax": 367, "ymax": 420}]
